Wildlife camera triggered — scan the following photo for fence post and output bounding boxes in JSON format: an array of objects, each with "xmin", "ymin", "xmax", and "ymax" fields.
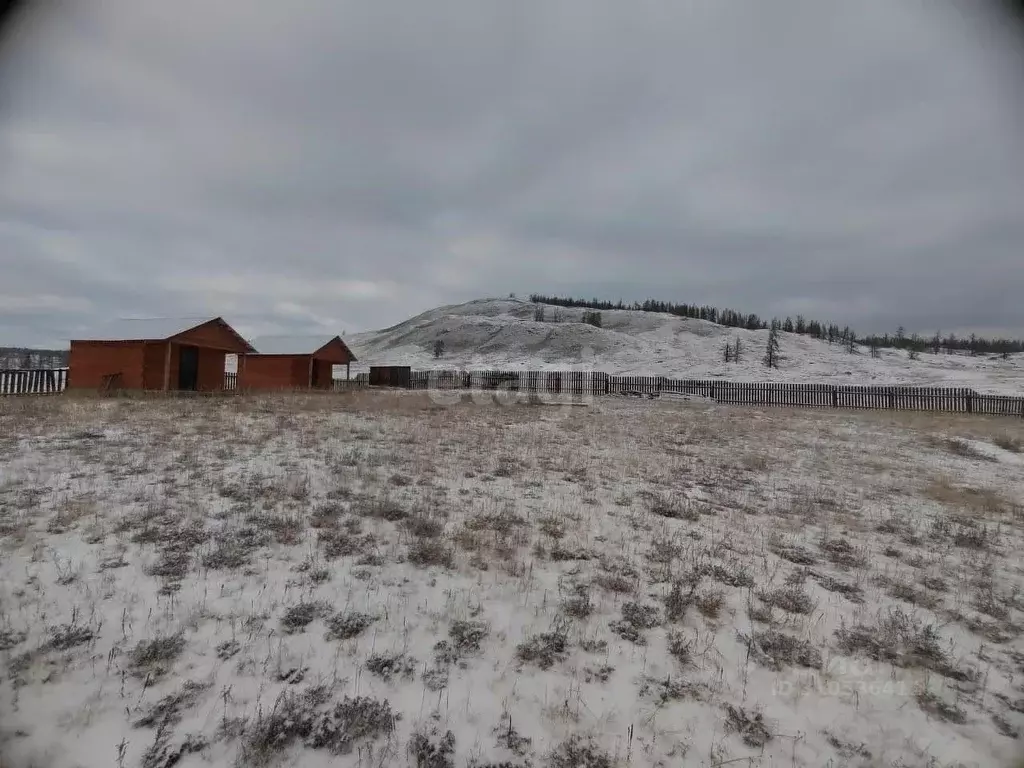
[
  {"xmin": 831, "ymin": 386, "xmax": 838, "ymax": 408},
  {"xmin": 966, "ymin": 390, "xmax": 973, "ymax": 415}
]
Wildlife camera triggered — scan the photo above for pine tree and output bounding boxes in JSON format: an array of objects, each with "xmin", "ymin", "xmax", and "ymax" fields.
[
  {"xmin": 764, "ymin": 321, "xmax": 781, "ymax": 369},
  {"xmin": 723, "ymin": 342, "xmax": 732, "ymax": 364},
  {"xmin": 846, "ymin": 330, "xmax": 857, "ymax": 354},
  {"xmin": 527, "ymin": 293, "xmax": 1024, "ymax": 356},
  {"xmin": 733, "ymin": 338, "xmax": 742, "ymax": 363},
  {"xmin": 433, "ymin": 340, "xmax": 445, "ymax": 358}
]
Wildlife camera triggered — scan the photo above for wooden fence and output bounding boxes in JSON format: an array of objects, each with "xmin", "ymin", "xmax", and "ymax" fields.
[
  {"xmin": 407, "ymin": 370, "xmax": 1024, "ymax": 417},
  {"xmin": 222, "ymin": 372, "xmax": 364, "ymax": 392},
  {"xmin": 0, "ymin": 368, "xmax": 69, "ymax": 395},
  {"xmin": 0, "ymin": 369, "xmax": 365, "ymax": 396},
  {"xmin": 332, "ymin": 379, "xmax": 368, "ymax": 392},
  {"xmin": 2, "ymin": 366, "xmax": 1022, "ymax": 416}
]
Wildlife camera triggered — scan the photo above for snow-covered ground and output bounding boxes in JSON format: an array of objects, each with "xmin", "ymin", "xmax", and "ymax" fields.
[
  {"xmin": 341, "ymin": 298, "xmax": 1024, "ymax": 395},
  {"xmin": 1, "ymin": 392, "xmax": 1023, "ymax": 768}
]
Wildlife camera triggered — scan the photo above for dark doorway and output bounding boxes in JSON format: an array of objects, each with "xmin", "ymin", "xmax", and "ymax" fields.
[
  {"xmin": 312, "ymin": 359, "xmax": 331, "ymax": 388},
  {"xmin": 178, "ymin": 346, "xmax": 199, "ymax": 390}
]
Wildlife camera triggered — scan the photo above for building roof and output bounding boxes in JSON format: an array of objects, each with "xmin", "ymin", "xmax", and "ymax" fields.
[
  {"xmin": 250, "ymin": 335, "xmax": 352, "ymax": 357},
  {"xmin": 71, "ymin": 317, "xmax": 256, "ymax": 352}
]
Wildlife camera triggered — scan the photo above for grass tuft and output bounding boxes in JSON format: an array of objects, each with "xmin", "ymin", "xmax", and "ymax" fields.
[
  {"xmin": 756, "ymin": 584, "xmax": 815, "ymax": 615},
  {"xmin": 724, "ymin": 704, "xmax": 773, "ymax": 748},
  {"xmin": 325, "ymin": 611, "xmax": 375, "ymax": 641},
  {"xmin": 281, "ymin": 601, "xmax": 331, "ymax": 634},
  {"xmin": 835, "ymin": 608, "xmax": 972, "ymax": 681},
  {"xmin": 516, "ymin": 628, "xmax": 569, "ymax": 669},
  {"xmin": 750, "ymin": 630, "xmax": 823, "ymax": 670},
  {"xmin": 129, "ymin": 633, "xmax": 186, "ymax": 679}
]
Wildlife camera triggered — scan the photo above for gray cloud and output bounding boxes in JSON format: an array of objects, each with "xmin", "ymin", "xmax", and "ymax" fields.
[{"xmin": 2, "ymin": 0, "xmax": 1023, "ymax": 347}]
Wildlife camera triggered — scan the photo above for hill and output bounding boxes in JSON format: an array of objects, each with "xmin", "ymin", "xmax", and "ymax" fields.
[
  {"xmin": 347, "ymin": 298, "xmax": 1024, "ymax": 394},
  {"xmin": 0, "ymin": 347, "xmax": 68, "ymax": 370}
]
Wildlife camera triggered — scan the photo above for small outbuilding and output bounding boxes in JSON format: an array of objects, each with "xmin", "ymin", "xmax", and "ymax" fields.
[
  {"xmin": 239, "ymin": 336, "xmax": 357, "ymax": 391},
  {"xmin": 369, "ymin": 365, "xmax": 412, "ymax": 388},
  {"xmin": 69, "ymin": 317, "xmax": 255, "ymax": 392}
]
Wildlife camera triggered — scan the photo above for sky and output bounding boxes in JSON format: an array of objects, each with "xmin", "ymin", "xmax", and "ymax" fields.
[{"xmin": 1, "ymin": 1, "xmax": 1024, "ymax": 348}]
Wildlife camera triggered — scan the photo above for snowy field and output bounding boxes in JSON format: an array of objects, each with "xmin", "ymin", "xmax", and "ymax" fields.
[
  {"xmin": 1, "ymin": 391, "xmax": 1023, "ymax": 768},
  {"xmin": 343, "ymin": 299, "xmax": 1024, "ymax": 395}
]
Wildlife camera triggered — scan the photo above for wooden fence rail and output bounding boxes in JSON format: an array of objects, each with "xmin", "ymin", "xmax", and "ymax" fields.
[
  {"xmin": 3, "ymin": 367, "xmax": 1023, "ymax": 417},
  {"xmin": 220, "ymin": 373, "xmax": 364, "ymax": 392},
  {"xmin": 0, "ymin": 369, "xmax": 366, "ymax": 395},
  {"xmin": 0, "ymin": 368, "xmax": 68, "ymax": 395},
  {"xmin": 332, "ymin": 379, "xmax": 368, "ymax": 392},
  {"xmin": 405, "ymin": 370, "xmax": 1024, "ymax": 417}
]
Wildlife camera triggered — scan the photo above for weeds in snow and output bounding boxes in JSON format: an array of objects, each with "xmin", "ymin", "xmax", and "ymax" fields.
[
  {"xmin": 280, "ymin": 601, "xmax": 331, "ymax": 633},
  {"xmin": 516, "ymin": 626, "xmax": 570, "ymax": 669},
  {"xmin": 835, "ymin": 608, "xmax": 973, "ymax": 681},
  {"xmin": 129, "ymin": 633, "xmax": 186, "ymax": 679},
  {"xmin": 2, "ymin": 391, "xmax": 1022, "ymax": 768},
  {"xmin": 325, "ymin": 610, "xmax": 375, "ymax": 641},
  {"xmin": 610, "ymin": 601, "xmax": 661, "ymax": 644},
  {"xmin": 365, "ymin": 651, "xmax": 417, "ymax": 681}
]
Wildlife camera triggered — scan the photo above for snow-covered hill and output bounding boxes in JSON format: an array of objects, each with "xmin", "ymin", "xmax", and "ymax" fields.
[{"xmin": 346, "ymin": 298, "xmax": 1024, "ymax": 394}]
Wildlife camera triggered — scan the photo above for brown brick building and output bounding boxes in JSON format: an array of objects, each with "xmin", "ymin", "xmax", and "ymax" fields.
[
  {"xmin": 239, "ymin": 336, "xmax": 357, "ymax": 391},
  {"xmin": 69, "ymin": 317, "xmax": 255, "ymax": 392}
]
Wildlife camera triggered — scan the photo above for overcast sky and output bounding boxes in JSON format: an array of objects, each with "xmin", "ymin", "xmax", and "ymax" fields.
[{"xmin": 1, "ymin": 1, "xmax": 1023, "ymax": 347}]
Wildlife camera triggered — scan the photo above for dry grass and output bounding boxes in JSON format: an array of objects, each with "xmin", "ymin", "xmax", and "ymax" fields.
[
  {"xmin": 993, "ymin": 435, "xmax": 1023, "ymax": 454},
  {"xmin": 0, "ymin": 391, "xmax": 1022, "ymax": 768}
]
